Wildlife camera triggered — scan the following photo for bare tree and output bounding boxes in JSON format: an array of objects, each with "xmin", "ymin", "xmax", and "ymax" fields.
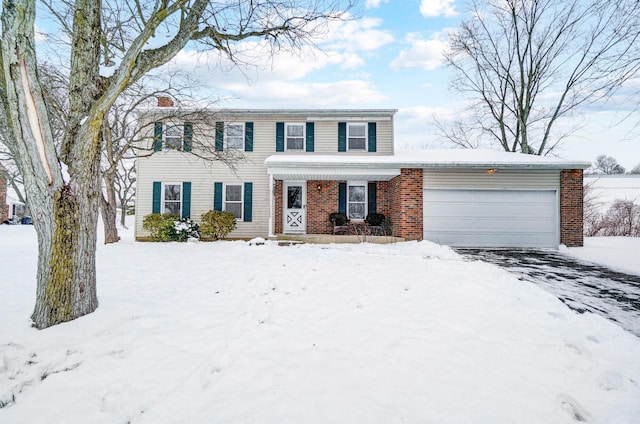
[
  {"xmin": 591, "ymin": 155, "xmax": 626, "ymax": 175},
  {"xmin": 0, "ymin": 0, "xmax": 354, "ymax": 329},
  {"xmin": 442, "ymin": 0, "xmax": 640, "ymax": 155},
  {"xmin": 629, "ymin": 163, "xmax": 640, "ymax": 175}
]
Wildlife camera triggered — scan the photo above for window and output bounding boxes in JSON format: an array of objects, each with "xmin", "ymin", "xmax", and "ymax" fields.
[
  {"xmin": 347, "ymin": 123, "xmax": 366, "ymax": 151},
  {"xmin": 286, "ymin": 123, "xmax": 305, "ymax": 150},
  {"xmin": 348, "ymin": 182, "xmax": 366, "ymax": 220},
  {"xmin": 225, "ymin": 123, "xmax": 244, "ymax": 150},
  {"xmin": 164, "ymin": 124, "xmax": 183, "ymax": 150},
  {"xmin": 225, "ymin": 184, "xmax": 243, "ymax": 219},
  {"xmin": 163, "ymin": 183, "xmax": 182, "ymax": 215}
]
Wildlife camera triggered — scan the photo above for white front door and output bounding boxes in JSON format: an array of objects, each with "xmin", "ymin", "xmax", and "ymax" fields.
[{"xmin": 284, "ymin": 182, "xmax": 306, "ymax": 233}]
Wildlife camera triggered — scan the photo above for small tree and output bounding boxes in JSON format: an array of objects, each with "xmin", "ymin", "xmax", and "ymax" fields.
[{"xmin": 592, "ymin": 155, "xmax": 626, "ymax": 175}]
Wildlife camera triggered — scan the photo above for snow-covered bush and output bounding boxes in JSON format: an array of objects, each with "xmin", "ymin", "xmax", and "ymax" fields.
[
  {"xmin": 142, "ymin": 214, "xmax": 200, "ymax": 241},
  {"xmin": 200, "ymin": 210, "xmax": 237, "ymax": 240}
]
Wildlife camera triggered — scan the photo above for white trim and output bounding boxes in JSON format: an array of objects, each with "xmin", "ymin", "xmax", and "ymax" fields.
[
  {"xmin": 268, "ymin": 174, "xmax": 274, "ymax": 238},
  {"xmin": 347, "ymin": 122, "xmax": 367, "ymax": 151},
  {"xmin": 223, "ymin": 182, "xmax": 244, "ymax": 220},
  {"xmin": 162, "ymin": 182, "xmax": 182, "ymax": 216},
  {"xmin": 224, "ymin": 122, "xmax": 245, "ymax": 150},
  {"xmin": 284, "ymin": 122, "xmax": 306, "ymax": 151},
  {"xmin": 307, "ymin": 116, "xmax": 392, "ymax": 121}
]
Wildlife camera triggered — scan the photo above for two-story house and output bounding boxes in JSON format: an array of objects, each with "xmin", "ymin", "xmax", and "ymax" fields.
[{"xmin": 135, "ymin": 99, "xmax": 589, "ymax": 248}]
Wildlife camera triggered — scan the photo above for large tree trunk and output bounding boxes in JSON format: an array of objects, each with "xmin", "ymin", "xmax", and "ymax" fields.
[{"xmin": 1, "ymin": 0, "xmax": 100, "ymax": 328}]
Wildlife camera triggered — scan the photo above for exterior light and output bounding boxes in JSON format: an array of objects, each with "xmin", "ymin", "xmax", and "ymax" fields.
[{"xmin": 487, "ymin": 168, "xmax": 497, "ymax": 175}]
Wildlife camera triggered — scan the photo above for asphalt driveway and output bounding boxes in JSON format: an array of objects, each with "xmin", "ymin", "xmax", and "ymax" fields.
[{"xmin": 457, "ymin": 249, "xmax": 640, "ymax": 337}]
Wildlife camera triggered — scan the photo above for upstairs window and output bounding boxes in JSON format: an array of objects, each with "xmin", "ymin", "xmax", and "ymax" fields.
[
  {"xmin": 225, "ymin": 123, "xmax": 245, "ymax": 150},
  {"xmin": 286, "ymin": 123, "xmax": 305, "ymax": 150},
  {"xmin": 164, "ymin": 124, "xmax": 183, "ymax": 150},
  {"xmin": 347, "ymin": 123, "xmax": 366, "ymax": 151}
]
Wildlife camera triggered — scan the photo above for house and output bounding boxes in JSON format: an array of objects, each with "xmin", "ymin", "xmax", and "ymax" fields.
[{"xmin": 135, "ymin": 101, "xmax": 589, "ymax": 248}]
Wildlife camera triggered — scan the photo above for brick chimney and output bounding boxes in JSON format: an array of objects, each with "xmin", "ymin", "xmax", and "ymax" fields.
[{"xmin": 157, "ymin": 96, "xmax": 174, "ymax": 107}]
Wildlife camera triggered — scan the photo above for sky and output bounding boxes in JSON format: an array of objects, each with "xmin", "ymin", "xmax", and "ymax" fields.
[{"xmin": 34, "ymin": 0, "xmax": 640, "ymax": 170}]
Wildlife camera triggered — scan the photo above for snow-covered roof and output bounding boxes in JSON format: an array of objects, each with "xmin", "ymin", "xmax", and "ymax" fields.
[{"xmin": 265, "ymin": 149, "xmax": 591, "ymax": 171}]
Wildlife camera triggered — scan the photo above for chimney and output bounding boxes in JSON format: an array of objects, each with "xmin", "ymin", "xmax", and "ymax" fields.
[{"xmin": 157, "ymin": 96, "xmax": 174, "ymax": 107}]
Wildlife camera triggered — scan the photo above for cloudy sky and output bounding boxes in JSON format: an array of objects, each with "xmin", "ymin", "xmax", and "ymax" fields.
[{"xmin": 37, "ymin": 0, "xmax": 640, "ymax": 170}]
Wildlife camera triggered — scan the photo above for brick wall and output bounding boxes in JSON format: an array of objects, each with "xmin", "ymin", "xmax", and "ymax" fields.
[
  {"xmin": 389, "ymin": 168, "xmax": 423, "ymax": 240},
  {"xmin": 560, "ymin": 169, "xmax": 584, "ymax": 247},
  {"xmin": 274, "ymin": 180, "xmax": 283, "ymax": 234},
  {"xmin": 306, "ymin": 181, "xmax": 339, "ymax": 234},
  {"xmin": 0, "ymin": 168, "xmax": 8, "ymax": 223}
]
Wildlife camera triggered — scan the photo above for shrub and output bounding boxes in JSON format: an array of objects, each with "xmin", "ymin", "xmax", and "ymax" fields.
[
  {"xmin": 142, "ymin": 214, "xmax": 200, "ymax": 241},
  {"xmin": 200, "ymin": 210, "xmax": 237, "ymax": 240}
]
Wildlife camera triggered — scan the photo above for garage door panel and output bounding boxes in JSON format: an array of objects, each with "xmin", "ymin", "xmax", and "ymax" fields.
[{"xmin": 423, "ymin": 189, "xmax": 558, "ymax": 248}]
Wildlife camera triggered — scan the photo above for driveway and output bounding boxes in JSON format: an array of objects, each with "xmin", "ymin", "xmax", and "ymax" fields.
[{"xmin": 457, "ymin": 249, "xmax": 640, "ymax": 338}]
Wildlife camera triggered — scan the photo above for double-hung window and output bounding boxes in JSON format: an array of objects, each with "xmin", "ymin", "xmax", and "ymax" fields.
[
  {"xmin": 286, "ymin": 123, "xmax": 305, "ymax": 151},
  {"xmin": 224, "ymin": 184, "xmax": 243, "ymax": 219},
  {"xmin": 347, "ymin": 123, "xmax": 366, "ymax": 151},
  {"xmin": 225, "ymin": 123, "xmax": 245, "ymax": 150},
  {"xmin": 164, "ymin": 124, "xmax": 183, "ymax": 150},
  {"xmin": 347, "ymin": 182, "xmax": 366, "ymax": 220},
  {"xmin": 163, "ymin": 183, "xmax": 182, "ymax": 215}
]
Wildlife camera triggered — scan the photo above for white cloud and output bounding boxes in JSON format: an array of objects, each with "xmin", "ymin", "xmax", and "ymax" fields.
[
  {"xmin": 390, "ymin": 32, "xmax": 448, "ymax": 71},
  {"xmin": 420, "ymin": 0, "xmax": 457, "ymax": 18},
  {"xmin": 365, "ymin": 0, "xmax": 389, "ymax": 9},
  {"xmin": 324, "ymin": 17, "xmax": 395, "ymax": 52}
]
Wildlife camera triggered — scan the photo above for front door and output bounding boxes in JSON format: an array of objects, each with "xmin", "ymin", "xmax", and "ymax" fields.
[{"xmin": 284, "ymin": 182, "xmax": 306, "ymax": 233}]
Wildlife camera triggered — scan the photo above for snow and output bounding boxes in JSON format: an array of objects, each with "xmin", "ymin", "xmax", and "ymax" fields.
[
  {"xmin": 265, "ymin": 149, "xmax": 591, "ymax": 169},
  {"xmin": 1, "ymin": 223, "xmax": 640, "ymax": 423},
  {"xmin": 562, "ymin": 237, "xmax": 640, "ymax": 276},
  {"xmin": 585, "ymin": 175, "xmax": 640, "ymax": 213}
]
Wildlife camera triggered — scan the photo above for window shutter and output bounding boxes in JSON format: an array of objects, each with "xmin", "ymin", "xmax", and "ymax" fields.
[
  {"xmin": 368, "ymin": 182, "xmax": 377, "ymax": 214},
  {"xmin": 182, "ymin": 182, "xmax": 191, "ymax": 218},
  {"xmin": 152, "ymin": 181, "xmax": 161, "ymax": 213},
  {"xmin": 183, "ymin": 122, "xmax": 193, "ymax": 152},
  {"xmin": 243, "ymin": 182, "xmax": 253, "ymax": 222},
  {"xmin": 367, "ymin": 122, "xmax": 377, "ymax": 153},
  {"xmin": 338, "ymin": 122, "xmax": 346, "ymax": 152},
  {"xmin": 244, "ymin": 122, "xmax": 254, "ymax": 152},
  {"xmin": 214, "ymin": 182, "xmax": 223, "ymax": 211},
  {"xmin": 306, "ymin": 122, "xmax": 314, "ymax": 152},
  {"xmin": 153, "ymin": 122, "xmax": 163, "ymax": 151},
  {"xmin": 338, "ymin": 182, "xmax": 347, "ymax": 214},
  {"xmin": 276, "ymin": 122, "xmax": 284, "ymax": 152},
  {"xmin": 215, "ymin": 122, "xmax": 224, "ymax": 151}
]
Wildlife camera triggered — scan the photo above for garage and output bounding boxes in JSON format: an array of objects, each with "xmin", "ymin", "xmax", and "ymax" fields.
[{"xmin": 422, "ymin": 170, "xmax": 560, "ymax": 248}]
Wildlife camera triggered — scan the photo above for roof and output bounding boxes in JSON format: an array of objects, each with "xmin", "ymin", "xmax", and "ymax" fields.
[
  {"xmin": 136, "ymin": 108, "xmax": 398, "ymax": 120},
  {"xmin": 265, "ymin": 149, "xmax": 591, "ymax": 171}
]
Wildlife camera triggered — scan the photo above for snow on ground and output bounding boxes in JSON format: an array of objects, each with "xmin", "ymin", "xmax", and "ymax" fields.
[
  {"xmin": 562, "ymin": 237, "xmax": 640, "ymax": 276},
  {"xmin": 2, "ymin": 224, "xmax": 640, "ymax": 423}
]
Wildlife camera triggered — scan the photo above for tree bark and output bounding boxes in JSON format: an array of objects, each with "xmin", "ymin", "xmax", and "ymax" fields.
[{"xmin": 100, "ymin": 173, "xmax": 120, "ymax": 244}]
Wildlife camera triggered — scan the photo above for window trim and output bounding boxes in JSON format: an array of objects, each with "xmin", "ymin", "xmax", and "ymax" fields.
[
  {"xmin": 162, "ymin": 182, "xmax": 182, "ymax": 216},
  {"xmin": 347, "ymin": 181, "xmax": 367, "ymax": 221},
  {"xmin": 223, "ymin": 183, "xmax": 244, "ymax": 220},
  {"xmin": 224, "ymin": 122, "xmax": 245, "ymax": 150},
  {"xmin": 163, "ymin": 122, "xmax": 184, "ymax": 150},
  {"xmin": 285, "ymin": 122, "xmax": 306, "ymax": 151},
  {"xmin": 347, "ymin": 123, "xmax": 367, "ymax": 151}
]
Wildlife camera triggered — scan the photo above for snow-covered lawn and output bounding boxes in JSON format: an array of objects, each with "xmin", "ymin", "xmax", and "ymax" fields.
[
  {"xmin": 1, "ymin": 225, "xmax": 640, "ymax": 423},
  {"xmin": 563, "ymin": 237, "xmax": 640, "ymax": 276}
]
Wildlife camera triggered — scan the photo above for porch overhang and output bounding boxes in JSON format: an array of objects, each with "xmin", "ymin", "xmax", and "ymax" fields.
[{"xmin": 265, "ymin": 155, "xmax": 402, "ymax": 181}]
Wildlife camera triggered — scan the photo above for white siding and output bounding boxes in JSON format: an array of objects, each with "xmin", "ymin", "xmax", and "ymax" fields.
[{"xmin": 135, "ymin": 112, "xmax": 395, "ymax": 239}]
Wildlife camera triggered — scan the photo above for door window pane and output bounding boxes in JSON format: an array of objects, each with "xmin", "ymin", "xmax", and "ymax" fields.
[{"xmin": 287, "ymin": 186, "xmax": 302, "ymax": 209}]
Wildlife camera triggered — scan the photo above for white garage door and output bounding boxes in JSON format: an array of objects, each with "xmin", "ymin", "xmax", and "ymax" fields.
[{"xmin": 423, "ymin": 189, "xmax": 558, "ymax": 248}]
